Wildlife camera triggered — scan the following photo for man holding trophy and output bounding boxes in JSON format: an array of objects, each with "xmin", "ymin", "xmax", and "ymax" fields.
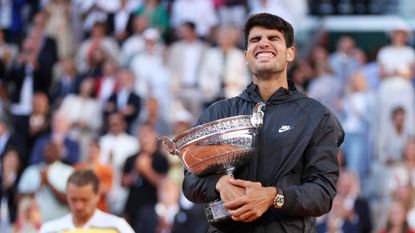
[{"xmin": 161, "ymin": 13, "xmax": 344, "ymax": 233}]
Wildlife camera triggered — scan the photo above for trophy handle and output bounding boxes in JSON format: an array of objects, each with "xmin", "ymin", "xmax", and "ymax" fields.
[
  {"xmin": 250, "ymin": 102, "xmax": 265, "ymax": 128},
  {"xmin": 158, "ymin": 135, "xmax": 180, "ymax": 156}
]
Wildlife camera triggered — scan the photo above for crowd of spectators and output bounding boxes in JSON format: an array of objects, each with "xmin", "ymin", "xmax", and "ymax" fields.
[{"xmin": 0, "ymin": 0, "xmax": 415, "ymax": 233}]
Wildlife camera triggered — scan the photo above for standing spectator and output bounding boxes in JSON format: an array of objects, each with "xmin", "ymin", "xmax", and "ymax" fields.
[
  {"xmin": 29, "ymin": 110, "xmax": 80, "ymax": 166},
  {"xmin": 0, "ymin": 149, "xmax": 22, "ymax": 228},
  {"xmin": 39, "ymin": 169, "xmax": 134, "ymax": 233},
  {"xmin": 18, "ymin": 142, "xmax": 74, "ymax": 222},
  {"xmin": 76, "ymin": 22, "xmax": 120, "ymax": 74},
  {"xmin": 378, "ymin": 200, "xmax": 415, "ymax": 233},
  {"xmin": 95, "ymin": 59, "xmax": 119, "ymax": 107},
  {"xmin": 307, "ymin": 46, "xmax": 344, "ymax": 119},
  {"xmin": 170, "ymin": 0, "xmax": 218, "ymax": 40},
  {"xmin": 59, "ymin": 77, "xmax": 102, "ymax": 160},
  {"xmin": 341, "ymin": 71, "xmax": 375, "ymax": 179},
  {"xmin": 329, "ymin": 36, "xmax": 360, "ymax": 89},
  {"xmin": 199, "ymin": 26, "xmax": 249, "ymax": 108},
  {"xmin": 122, "ymin": 122, "xmax": 168, "ymax": 228},
  {"xmin": 50, "ymin": 57, "xmax": 79, "ymax": 108},
  {"xmin": 104, "ymin": 68, "xmax": 141, "ymax": 132},
  {"xmin": 44, "ymin": 0, "xmax": 75, "ymax": 59},
  {"xmin": 375, "ymin": 25, "xmax": 415, "ymax": 160},
  {"xmin": 130, "ymin": 28, "xmax": 171, "ymax": 134},
  {"xmin": 120, "ymin": 14, "xmax": 149, "ymax": 66},
  {"xmin": 217, "ymin": 0, "xmax": 247, "ymax": 28},
  {"xmin": 135, "ymin": 0, "xmax": 169, "ymax": 41},
  {"xmin": 27, "ymin": 92, "xmax": 50, "ymax": 167},
  {"xmin": 106, "ymin": 0, "xmax": 136, "ymax": 43},
  {"xmin": 74, "ymin": 140, "xmax": 113, "ymax": 212},
  {"xmin": 99, "ymin": 112, "xmax": 139, "ymax": 215},
  {"xmin": 168, "ymin": 21, "xmax": 208, "ymax": 117}
]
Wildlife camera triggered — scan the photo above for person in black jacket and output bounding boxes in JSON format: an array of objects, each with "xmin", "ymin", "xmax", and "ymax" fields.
[{"xmin": 182, "ymin": 13, "xmax": 344, "ymax": 233}]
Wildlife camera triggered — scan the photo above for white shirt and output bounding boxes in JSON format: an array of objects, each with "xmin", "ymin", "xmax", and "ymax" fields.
[
  {"xmin": 377, "ymin": 45, "xmax": 415, "ymax": 77},
  {"xmin": 39, "ymin": 209, "xmax": 135, "ymax": 233}
]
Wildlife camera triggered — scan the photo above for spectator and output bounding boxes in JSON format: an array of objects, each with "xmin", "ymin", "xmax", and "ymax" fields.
[
  {"xmin": 122, "ymin": 122, "xmax": 168, "ymax": 228},
  {"xmin": 135, "ymin": 0, "xmax": 169, "ymax": 41},
  {"xmin": 44, "ymin": 0, "xmax": 75, "ymax": 59},
  {"xmin": 120, "ymin": 14, "xmax": 149, "ymax": 66},
  {"xmin": 170, "ymin": 0, "xmax": 218, "ymax": 40},
  {"xmin": 59, "ymin": 77, "xmax": 102, "ymax": 160},
  {"xmin": 329, "ymin": 36, "xmax": 360, "ymax": 89},
  {"xmin": 26, "ymin": 91, "xmax": 51, "ymax": 169},
  {"xmin": 0, "ymin": 148, "xmax": 21, "ymax": 227},
  {"xmin": 199, "ymin": 26, "xmax": 249, "ymax": 108},
  {"xmin": 104, "ymin": 68, "xmax": 141, "ymax": 132},
  {"xmin": 29, "ymin": 110, "xmax": 80, "ymax": 165},
  {"xmin": 130, "ymin": 27, "xmax": 171, "ymax": 134},
  {"xmin": 18, "ymin": 141, "xmax": 73, "ymax": 222},
  {"xmin": 99, "ymin": 112, "xmax": 138, "ymax": 215},
  {"xmin": 14, "ymin": 196, "xmax": 42, "ymax": 233},
  {"xmin": 378, "ymin": 200, "xmax": 415, "ymax": 233},
  {"xmin": 76, "ymin": 22, "xmax": 120, "ymax": 74},
  {"xmin": 39, "ymin": 169, "xmax": 134, "ymax": 233},
  {"xmin": 378, "ymin": 106, "xmax": 411, "ymax": 165},
  {"xmin": 106, "ymin": 0, "xmax": 136, "ymax": 43},
  {"xmin": 168, "ymin": 21, "xmax": 208, "ymax": 117},
  {"xmin": 50, "ymin": 57, "xmax": 79, "ymax": 108},
  {"xmin": 74, "ymin": 140, "xmax": 113, "ymax": 212},
  {"xmin": 134, "ymin": 177, "xmax": 209, "ymax": 233},
  {"xmin": 95, "ymin": 59, "xmax": 119, "ymax": 106}
]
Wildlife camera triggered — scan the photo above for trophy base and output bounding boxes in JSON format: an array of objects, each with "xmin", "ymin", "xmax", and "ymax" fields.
[{"xmin": 204, "ymin": 199, "xmax": 231, "ymax": 224}]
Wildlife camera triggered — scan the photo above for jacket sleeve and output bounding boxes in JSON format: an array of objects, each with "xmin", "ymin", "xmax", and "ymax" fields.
[{"xmin": 278, "ymin": 112, "xmax": 344, "ymax": 217}]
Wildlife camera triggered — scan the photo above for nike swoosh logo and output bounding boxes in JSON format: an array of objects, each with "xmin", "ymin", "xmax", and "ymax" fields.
[{"xmin": 278, "ymin": 125, "xmax": 292, "ymax": 133}]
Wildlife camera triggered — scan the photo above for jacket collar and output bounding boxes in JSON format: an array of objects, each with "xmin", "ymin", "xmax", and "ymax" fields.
[{"xmin": 239, "ymin": 79, "xmax": 305, "ymax": 105}]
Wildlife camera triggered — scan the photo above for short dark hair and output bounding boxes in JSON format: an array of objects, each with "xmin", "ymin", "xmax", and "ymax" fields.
[
  {"xmin": 244, "ymin": 13, "xmax": 294, "ymax": 49},
  {"xmin": 67, "ymin": 169, "xmax": 100, "ymax": 194}
]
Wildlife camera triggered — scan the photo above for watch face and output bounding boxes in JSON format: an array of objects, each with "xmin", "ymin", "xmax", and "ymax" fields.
[
  {"xmin": 275, "ymin": 194, "xmax": 284, "ymax": 208},
  {"xmin": 276, "ymin": 196, "xmax": 284, "ymax": 206}
]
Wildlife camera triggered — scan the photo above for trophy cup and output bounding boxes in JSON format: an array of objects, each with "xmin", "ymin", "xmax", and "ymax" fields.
[{"xmin": 158, "ymin": 102, "xmax": 265, "ymax": 224}]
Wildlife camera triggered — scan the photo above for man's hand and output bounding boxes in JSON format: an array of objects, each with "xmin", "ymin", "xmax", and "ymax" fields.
[
  {"xmin": 224, "ymin": 179, "xmax": 276, "ymax": 222},
  {"xmin": 215, "ymin": 175, "xmax": 245, "ymax": 203}
]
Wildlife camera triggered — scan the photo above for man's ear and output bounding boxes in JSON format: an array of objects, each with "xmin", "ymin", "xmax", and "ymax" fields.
[{"xmin": 287, "ymin": 47, "xmax": 296, "ymax": 62}]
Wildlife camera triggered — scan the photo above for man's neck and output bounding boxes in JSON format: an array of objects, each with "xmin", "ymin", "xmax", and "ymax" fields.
[
  {"xmin": 253, "ymin": 74, "xmax": 288, "ymax": 102},
  {"xmin": 73, "ymin": 211, "xmax": 95, "ymax": 228}
]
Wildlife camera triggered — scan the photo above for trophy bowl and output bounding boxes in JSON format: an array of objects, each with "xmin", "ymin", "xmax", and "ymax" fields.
[{"xmin": 159, "ymin": 103, "xmax": 265, "ymax": 176}]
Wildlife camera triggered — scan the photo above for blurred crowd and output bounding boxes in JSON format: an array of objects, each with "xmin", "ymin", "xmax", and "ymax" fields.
[{"xmin": 0, "ymin": 0, "xmax": 415, "ymax": 233}]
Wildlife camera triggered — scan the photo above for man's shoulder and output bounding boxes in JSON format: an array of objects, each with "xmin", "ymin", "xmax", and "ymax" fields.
[
  {"xmin": 91, "ymin": 210, "xmax": 134, "ymax": 232},
  {"xmin": 40, "ymin": 214, "xmax": 72, "ymax": 233}
]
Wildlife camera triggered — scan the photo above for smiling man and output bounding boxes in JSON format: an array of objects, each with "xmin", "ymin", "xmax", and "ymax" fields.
[
  {"xmin": 39, "ymin": 169, "xmax": 134, "ymax": 233},
  {"xmin": 182, "ymin": 13, "xmax": 344, "ymax": 233}
]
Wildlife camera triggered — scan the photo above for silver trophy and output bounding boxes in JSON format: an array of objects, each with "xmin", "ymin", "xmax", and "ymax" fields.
[{"xmin": 158, "ymin": 102, "xmax": 265, "ymax": 223}]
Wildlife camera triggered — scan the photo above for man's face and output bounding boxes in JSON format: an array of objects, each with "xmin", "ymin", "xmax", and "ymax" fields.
[
  {"xmin": 245, "ymin": 26, "xmax": 295, "ymax": 79},
  {"xmin": 67, "ymin": 183, "xmax": 99, "ymax": 223}
]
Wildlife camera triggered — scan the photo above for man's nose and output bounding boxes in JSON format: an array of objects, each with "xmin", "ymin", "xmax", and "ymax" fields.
[{"xmin": 258, "ymin": 38, "xmax": 270, "ymax": 48}]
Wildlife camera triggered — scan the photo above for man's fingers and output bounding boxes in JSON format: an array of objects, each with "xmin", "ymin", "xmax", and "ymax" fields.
[{"xmin": 228, "ymin": 178, "xmax": 256, "ymax": 188}]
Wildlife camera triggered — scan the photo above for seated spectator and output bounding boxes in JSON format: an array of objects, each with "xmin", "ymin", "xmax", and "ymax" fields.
[
  {"xmin": 39, "ymin": 169, "xmax": 134, "ymax": 233},
  {"xmin": 18, "ymin": 142, "xmax": 73, "ymax": 222}
]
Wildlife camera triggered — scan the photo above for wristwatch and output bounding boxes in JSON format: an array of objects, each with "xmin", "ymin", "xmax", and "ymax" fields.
[{"xmin": 273, "ymin": 187, "xmax": 285, "ymax": 208}]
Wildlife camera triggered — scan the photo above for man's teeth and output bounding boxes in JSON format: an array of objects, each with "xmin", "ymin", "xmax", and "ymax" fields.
[{"xmin": 256, "ymin": 53, "xmax": 274, "ymax": 59}]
